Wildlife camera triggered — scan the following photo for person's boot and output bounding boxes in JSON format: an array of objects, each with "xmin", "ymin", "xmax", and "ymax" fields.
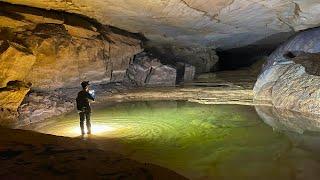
[{"xmin": 87, "ymin": 129, "xmax": 91, "ymax": 135}]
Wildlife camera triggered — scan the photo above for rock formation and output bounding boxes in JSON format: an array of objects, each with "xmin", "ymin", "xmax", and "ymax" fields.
[
  {"xmin": 176, "ymin": 62, "xmax": 196, "ymax": 83},
  {"xmin": 147, "ymin": 45, "xmax": 219, "ymax": 73},
  {"xmin": 127, "ymin": 53, "xmax": 177, "ymax": 87},
  {"xmin": 254, "ymin": 28, "xmax": 320, "ymax": 114},
  {"xmin": 262, "ymin": 28, "xmax": 320, "ymax": 71},
  {"xmin": 0, "ymin": 3, "xmax": 142, "ymax": 114}
]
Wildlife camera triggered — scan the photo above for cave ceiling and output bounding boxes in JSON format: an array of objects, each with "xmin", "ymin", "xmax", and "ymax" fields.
[{"xmin": 1, "ymin": 0, "xmax": 320, "ymax": 50}]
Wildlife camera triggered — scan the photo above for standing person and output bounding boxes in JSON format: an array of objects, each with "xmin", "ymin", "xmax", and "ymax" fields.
[{"xmin": 76, "ymin": 81, "xmax": 95, "ymax": 135}]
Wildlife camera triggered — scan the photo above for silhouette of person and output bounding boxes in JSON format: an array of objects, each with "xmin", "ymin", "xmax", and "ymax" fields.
[{"xmin": 76, "ymin": 81, "xmax": 95, "ymax": 135}]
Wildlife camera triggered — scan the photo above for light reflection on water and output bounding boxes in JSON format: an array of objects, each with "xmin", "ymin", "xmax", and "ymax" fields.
[{"xmin": 25, "ymin": 101, "xmax": 320, "ymax": 180}]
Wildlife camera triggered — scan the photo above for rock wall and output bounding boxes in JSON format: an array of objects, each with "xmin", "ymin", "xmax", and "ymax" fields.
[
  {"xmin": 254, "ymin": 27, "xmax": 320, "ymax": 114},
  {"xmin": 0, "ymin": 4, "xmax": 142, "ymax": 113}
]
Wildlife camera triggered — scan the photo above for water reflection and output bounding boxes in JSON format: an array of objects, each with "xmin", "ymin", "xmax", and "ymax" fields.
[
  {"xmin": 255, "ymin": 105, "xmax": 320, "ymax": 134},
  {"xmin": 255, "ymin": 105, "xmax": 320, "ymax": 180},
  {"xmin": 23, "ymin": 101, "xmax": 320, "ymax": 180}
]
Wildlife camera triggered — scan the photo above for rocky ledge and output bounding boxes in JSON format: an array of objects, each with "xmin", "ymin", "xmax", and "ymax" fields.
[{"xmin": 0, "ymin": 127, "xmax": 186, "ymax": 179}]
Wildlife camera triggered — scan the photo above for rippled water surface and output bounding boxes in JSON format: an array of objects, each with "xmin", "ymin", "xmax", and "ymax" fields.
[{"xmin": 26, "ymin": 101, "xmax": 320, "ymax": 180}]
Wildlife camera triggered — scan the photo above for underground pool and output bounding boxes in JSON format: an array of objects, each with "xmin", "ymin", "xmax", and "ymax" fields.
[{"xmin": 23, "ymin": 101, "xmax": 320, "ymax": 180}]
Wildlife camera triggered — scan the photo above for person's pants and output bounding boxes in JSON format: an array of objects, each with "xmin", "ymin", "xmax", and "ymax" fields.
[{"xmin": 79, "ymin": 111, "xmax": 91, "ymax": 134}]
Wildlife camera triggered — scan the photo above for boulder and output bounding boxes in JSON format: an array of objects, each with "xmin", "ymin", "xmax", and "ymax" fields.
[
  {"xmin": 127, "ymin": 52, "xmax": 177, "ymax": 87},
  {"xmin": 145, "ymin": 65, "xmax": 176, "ymax": 87},
  {"xmin": 127, "ymin": 63, "xmax": 150, "ymax": 86},
  {"xmin": 255, "ymin": 27, "xmax": 320, "ymax": 114},
  {"xmin": 254, "ymin": 53, "xmax": 320, "ymax": 114}
]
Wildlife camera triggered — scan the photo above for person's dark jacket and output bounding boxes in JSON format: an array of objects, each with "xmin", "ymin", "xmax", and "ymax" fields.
[{"xmin": 76, "ymin": 90, "xmax": 95, "ymax": 113}]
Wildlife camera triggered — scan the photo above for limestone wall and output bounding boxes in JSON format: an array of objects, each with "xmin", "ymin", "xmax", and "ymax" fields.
[{"xmin": 0, "ymin": 4, "xmax": 143, "ymax": 112}]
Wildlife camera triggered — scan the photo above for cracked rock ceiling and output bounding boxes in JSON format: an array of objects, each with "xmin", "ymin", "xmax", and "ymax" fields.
[{"xmin": 1, "ymin": 0, "xmax": 320, "ymax": 49}]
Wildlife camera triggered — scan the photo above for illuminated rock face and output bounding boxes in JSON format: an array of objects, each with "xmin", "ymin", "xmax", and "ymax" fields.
[
  {"xmin": 0, "ymin": 4, "xmax": 142, "ymax": 91},
  {"xmin": 0, "ymin": 4, "xmax": 142, "ymax": 113},
  {"xmin": 0, "ymin": 42, "xmax": 35, "ymax": 113},
  {"xmin": 0, "ymin": 42, "xmax": 36, "ymax": 88},
  {"xmin": 20, "ymin": 23, "xmax": 141, "ymax": 90},
  {"xmin": 2, "ymin": 0, "xmax": 319, "ymax": 50}
]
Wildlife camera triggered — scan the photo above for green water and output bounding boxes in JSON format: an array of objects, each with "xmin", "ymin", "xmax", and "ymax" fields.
[{"xmin": 26, "ymin": 101, "xmax": 320, "ymax": 180}]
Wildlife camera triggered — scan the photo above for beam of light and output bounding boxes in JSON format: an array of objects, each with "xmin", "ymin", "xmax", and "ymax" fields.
[{"xmin": 68, "ymin": 124, "xmax": 116, "ymax": 136}]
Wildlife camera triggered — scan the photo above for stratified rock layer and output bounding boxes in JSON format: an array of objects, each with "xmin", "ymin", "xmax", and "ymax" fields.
[
  {"xmin": 2, "ymin": 0, "xmax": 319, "ymax": 50},
  {"xmin": 254, "ymin": 27, "xmax": 320, "ymax": 114}
]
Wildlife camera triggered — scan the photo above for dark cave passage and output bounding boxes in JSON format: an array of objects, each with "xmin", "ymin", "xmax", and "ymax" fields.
[{"xmin": 216, "ymin": 45, "xmax": 277, "ymax": 71}]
